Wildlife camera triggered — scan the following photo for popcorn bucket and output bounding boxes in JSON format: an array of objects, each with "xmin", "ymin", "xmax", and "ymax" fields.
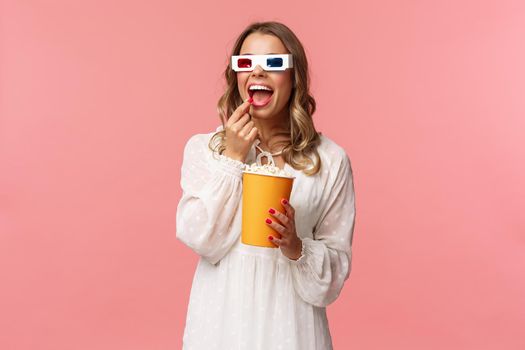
[{"xmin": 241, "ymin": 171, "xmax": 295, "ymax": 248}]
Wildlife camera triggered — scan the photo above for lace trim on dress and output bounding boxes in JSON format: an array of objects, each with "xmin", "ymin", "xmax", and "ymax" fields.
[
  {"xmin": 211, "ymin": 152, "xmax": 246, "ymax": 179},
  {"xmin": 216, "ymin": 153, "xmax": 246, "ymax": 169}
]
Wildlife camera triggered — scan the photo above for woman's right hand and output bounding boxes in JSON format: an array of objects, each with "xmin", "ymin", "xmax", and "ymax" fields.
[{"xmin": 219, "ymin": 98, "xmax": 259, "ymax": 163}]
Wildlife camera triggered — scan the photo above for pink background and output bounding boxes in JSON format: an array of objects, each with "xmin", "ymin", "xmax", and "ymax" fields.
[{"xmin": 1, "ymin": 1, "xmax": 524, "ymax": 349}]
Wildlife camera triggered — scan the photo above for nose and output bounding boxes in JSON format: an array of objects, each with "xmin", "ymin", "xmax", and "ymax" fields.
[{"xmin": 251, "ymin": 64, "xmax": 266, "ymax": 76}]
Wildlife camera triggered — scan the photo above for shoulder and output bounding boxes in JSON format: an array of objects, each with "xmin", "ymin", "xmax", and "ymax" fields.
[
  {"xmin": 317, "ymin": 133, "xmax": 352, "ymax": 171},
  {"xmin": 183, "ymin": 125, "xmax": 223, "ymax": 155}
]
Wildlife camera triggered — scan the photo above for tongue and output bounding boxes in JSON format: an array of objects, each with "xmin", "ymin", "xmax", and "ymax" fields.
[{"xmin": 252, "ymin": 90, "xmax": 273, "ymax": 104}]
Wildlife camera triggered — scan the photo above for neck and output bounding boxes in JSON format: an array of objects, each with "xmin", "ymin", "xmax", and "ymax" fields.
[{"xmin": 251, "ymin": 110, "xmax": 290, "ymax": 151}]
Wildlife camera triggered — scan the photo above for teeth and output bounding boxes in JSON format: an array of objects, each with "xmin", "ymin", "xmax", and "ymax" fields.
[{"xmin": 249, "ymin": 85, "xmax": 273, "ymax": 91}]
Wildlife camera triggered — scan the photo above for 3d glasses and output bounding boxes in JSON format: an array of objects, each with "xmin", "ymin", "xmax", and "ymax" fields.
[{"xmin": 231, "ymin": 54, "xmax": 294, "ymax": 72}]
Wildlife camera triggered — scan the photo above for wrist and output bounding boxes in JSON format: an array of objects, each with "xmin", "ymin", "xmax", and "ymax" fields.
[{"xmin": 289, "ymin": 238, "xmax": 303, "ymax": 260}]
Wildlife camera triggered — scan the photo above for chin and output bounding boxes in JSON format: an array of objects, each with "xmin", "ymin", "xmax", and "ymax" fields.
[
  {"xmin": 251, "ymin": 110, "xmax": 269, "ymax": 118},
  {"xmin": 253, "ymin": 105, "xmax": 276, "ymax": 116}
]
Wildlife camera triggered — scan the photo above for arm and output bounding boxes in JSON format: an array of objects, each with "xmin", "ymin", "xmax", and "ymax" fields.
[
  {"xmin": 176, "ymin": 134, "xmax": 245, "ymax": 265},
  {"xmin": 289, "ymin": 152, "xmax": 356, "ymax": 307}
]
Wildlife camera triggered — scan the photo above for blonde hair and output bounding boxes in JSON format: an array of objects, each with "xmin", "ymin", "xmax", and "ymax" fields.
[{"xmin": 209, "ymin": 21, "xmax": 322, "ymax": 176}]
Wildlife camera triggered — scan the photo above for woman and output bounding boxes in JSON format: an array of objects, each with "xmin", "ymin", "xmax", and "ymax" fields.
[{"xmin": 176, "ymin": 21, "xmax": 356, "ymax": 349}]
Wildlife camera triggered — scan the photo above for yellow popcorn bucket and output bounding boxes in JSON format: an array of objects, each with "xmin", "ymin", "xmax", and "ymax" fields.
[{"xmin": 242, "ymin": 171, "xmax": 295, "ymax": 248}]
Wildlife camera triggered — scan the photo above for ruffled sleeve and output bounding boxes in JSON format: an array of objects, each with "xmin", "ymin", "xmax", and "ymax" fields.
[
  {"xmin": 288, "ymin": 150, "xmax": 356, "ymax": 307},
  {"xmin": 176, "ymin": 133, "xmax": 245, "ymax": 265}
]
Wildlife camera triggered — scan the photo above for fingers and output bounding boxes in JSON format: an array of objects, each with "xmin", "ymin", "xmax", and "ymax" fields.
[
  {"xmin": 231, "ymin": 113, "xmax": 250, "ymax": 133},
  {"xmin": 221, "ymin": 98, "xmax": 256, "ymax": 161},
  {"xmin": 281, "ymin": 198, "xmax": 295, "ymax": 219},
  {"xmin": 268, "ymin": 235, "xmax": 303, "ymax": 261},
  {"xmin": 268, "ymin": 207, "xmax": 290, "ymax": 227},
  {"xmin": 268, "ymin": 235, "xmax": 283, "ymax": 246},
  {"xmin": 226, "ymin": 99, "xmax": 252, "ymax": 127},
  {"xmin": 239, "ymin": 120, "xmax": 255, "ymax": 138},
  {"xmin": 265, "ymin": 218, "xmax": 287, "ymax": 237},
  {"xmin": 247, "ymin": 126, "xmax": 258, "ymax": 141}
]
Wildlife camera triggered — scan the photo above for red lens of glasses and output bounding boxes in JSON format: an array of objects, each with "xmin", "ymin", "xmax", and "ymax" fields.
[{"xmin": 238, "ymin": 58, "xmax": 252, "ymax": 68}]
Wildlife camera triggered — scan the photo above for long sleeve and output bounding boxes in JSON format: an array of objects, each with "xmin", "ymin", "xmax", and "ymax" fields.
[
  {"xmin": 176, "ymin": 133, "xmax": 245, "ymax": 265},
  {"xmin": 288, "ymin": 150, "xmax": 356, "ymax": 307}
]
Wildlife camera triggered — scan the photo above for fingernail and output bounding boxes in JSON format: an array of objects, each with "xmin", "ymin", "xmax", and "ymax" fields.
[
  {"xmin": 248, "ymin": 97, "xmax": 253, "ymax": 104},
  {"xmin": 268, "ymin": 236, "xmax": 274, "ymax": 241},
  {"xmin": 265, "ymin": 218, "xmax": 272, "ymax": 224},
  {"xmin": 282, "ymin": 199, "xmax": 288, "ymax": 205},
  {"xmin": 268, "ymin": 208, "xmax": 275, "ymax": 214}
]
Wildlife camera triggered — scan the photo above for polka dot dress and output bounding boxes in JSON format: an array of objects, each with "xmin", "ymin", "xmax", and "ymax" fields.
[{"xmin": 176, "ymin": 125, "xmax": 356, "ymax": 349}]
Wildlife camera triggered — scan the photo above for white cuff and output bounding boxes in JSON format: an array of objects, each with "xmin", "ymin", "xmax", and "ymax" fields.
[{"xmin": 211, "ymin": 153, "xmax": 246, "ymax": 179}]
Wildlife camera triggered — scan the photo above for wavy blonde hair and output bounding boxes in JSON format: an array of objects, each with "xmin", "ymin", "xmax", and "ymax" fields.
[{"xmin": 209, "ymin": 21, "xmax": 322, "ymax": 176}]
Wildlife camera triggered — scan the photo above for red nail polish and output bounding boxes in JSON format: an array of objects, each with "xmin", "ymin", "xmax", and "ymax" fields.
[
  {"xmin": 282, "ymin": 199, "xmax": 288, "ymax": 205},
  {"xmin": 268, "ymin": 236, "xmax": 274, "ymax": 241},
  {"xmin": 268, "ymin": 208, "xmax": 275, "ymax": 214},
  {"xmin": 265, "ymin": 218, "xmax": 272, "ymax": 224},
  {"xmin": 248, "ymin": 97, "xmax": 253, "ymax": 103}
]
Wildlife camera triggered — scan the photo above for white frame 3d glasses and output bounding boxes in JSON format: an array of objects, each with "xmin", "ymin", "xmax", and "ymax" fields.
[{"xmin": 231, "ymin": 54, "xmax": 294, "ymax": 72}]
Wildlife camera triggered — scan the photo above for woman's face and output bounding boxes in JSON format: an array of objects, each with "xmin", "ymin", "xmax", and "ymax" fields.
[{"xmin": 237, "ymin": 33, "xmax": 293, "ymax": 120}]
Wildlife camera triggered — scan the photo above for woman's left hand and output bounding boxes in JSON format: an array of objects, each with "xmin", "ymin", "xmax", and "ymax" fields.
[{"xmin": 265, "ymin": 198, "xmax": 303, "ymax": 260}]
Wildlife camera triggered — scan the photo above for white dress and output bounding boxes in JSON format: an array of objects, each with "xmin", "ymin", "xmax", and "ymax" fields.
[{"xmin": 176, "ymin": 125, "xmax": 356, "ymax": 350}]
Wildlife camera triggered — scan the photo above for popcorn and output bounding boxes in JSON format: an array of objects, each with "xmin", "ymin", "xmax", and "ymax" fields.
[
  {"xmin": 244, "ymin": 162, "xmax": 294, "ymax": 178},
  {"xmin": 242, "ymin": 144, "xmax": 294, "ymax": 178}
]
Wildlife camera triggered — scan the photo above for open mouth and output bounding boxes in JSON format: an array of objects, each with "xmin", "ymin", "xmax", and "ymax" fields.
[{"xmin": 248, "ymin": 85, "xmax": 274, "ymax": 107}]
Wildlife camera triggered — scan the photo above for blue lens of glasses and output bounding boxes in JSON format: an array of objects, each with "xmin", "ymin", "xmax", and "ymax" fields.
[{"xmin": 266, "ymin": 57, "xmax": 283, "ymax": 67}]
